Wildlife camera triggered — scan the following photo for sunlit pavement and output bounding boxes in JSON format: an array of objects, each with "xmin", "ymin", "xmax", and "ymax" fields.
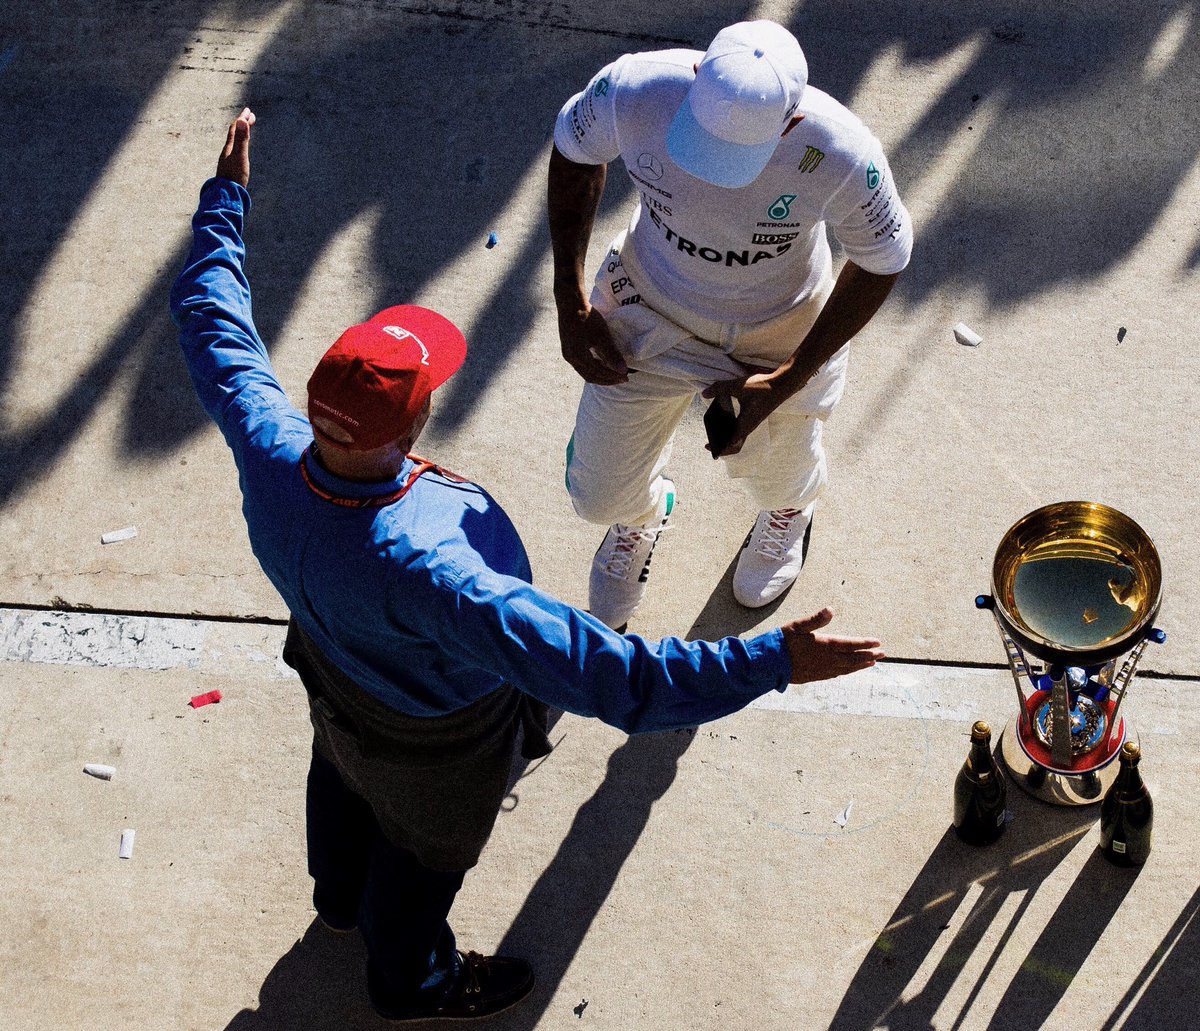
[{"xmin": 0, "ymin": 2, "xmax": 1197, "ymax": 1028}]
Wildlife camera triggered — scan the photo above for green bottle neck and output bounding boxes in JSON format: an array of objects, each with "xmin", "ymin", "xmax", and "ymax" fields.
[
  {"xmin": 968, "ymin": 740, "xmax": 994, "ymax": 775},
  {"xmin": 1116, "ymin": 759, "xmax": 1145, "ymax": 796}
]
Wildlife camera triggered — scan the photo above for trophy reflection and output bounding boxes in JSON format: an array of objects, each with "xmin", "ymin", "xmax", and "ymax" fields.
[{"xmin": 976, "ymin": 502, "xmax": 1165, "ymax": 805}]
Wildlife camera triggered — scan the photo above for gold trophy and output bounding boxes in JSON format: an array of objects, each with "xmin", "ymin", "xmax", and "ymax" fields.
[{"xmin": 976, "ymin": 502, "xmax": 1165, "ymax": 805}]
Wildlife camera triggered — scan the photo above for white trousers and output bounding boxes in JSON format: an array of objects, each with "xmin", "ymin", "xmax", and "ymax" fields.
[{"xmin": 566, "ymin": 233, "xmax": 847, "ymax": 528}]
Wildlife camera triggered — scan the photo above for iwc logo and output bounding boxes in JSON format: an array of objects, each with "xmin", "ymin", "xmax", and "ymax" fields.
[{"xmin": 636, "ymin": 153, "xmax": 664, "ymax": 181}]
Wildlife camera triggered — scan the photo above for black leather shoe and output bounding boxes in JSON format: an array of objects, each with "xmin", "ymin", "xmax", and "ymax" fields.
[
  {"xmin": 315, "ymin": 912, "xmax": 357, "ymax": 934},
  {"xmin": 371, "ymin": 951, "xmax": 534, "ymax": 1022},
  {"xmin": 312, "ymin": 886, "xmax": 358, "ymax": 933}
]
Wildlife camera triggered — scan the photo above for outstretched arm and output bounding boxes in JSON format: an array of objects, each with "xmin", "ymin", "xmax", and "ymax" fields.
[
  {"xmin": 547, "ymin": 145, "xmax": 629, "ymax": 385},
  {"xmin": 401, "ymin": 559, "xmax": 883, "ymax": 733},
  {"xmin": 706, "ymin": 260, "xmax": 899, "ymax": 456}
]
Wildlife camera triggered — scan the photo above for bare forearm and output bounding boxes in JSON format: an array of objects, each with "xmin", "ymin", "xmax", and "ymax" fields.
[
  {"xmin": 771, "ymin": 261, "xmax": 899, "ymax": 396},
  {"xmin": 548, "ymin": 145, "xmax": 607, "ymax": 307}
]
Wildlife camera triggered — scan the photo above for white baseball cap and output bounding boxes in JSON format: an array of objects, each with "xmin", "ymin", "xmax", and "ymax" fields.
[{"xmin": 667, "ymin": 21, "xmax": 808, "ymax": 189}]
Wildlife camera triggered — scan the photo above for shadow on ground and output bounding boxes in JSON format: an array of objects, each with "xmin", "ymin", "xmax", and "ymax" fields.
[
  {"xmin": 2, "ymin": 1, "xmax": 1196, "ymax": 507},
  {"xmin": 1099, "ymin": 882, "xmax": 1200, "ymax": 1031},
  {"xmin": 827, "ymin": 790, "xmax": 1137, "ymax": 1030},
  {"xmin": 222, "ymin": 718, "xmax": 694, "ymax": 1029}
]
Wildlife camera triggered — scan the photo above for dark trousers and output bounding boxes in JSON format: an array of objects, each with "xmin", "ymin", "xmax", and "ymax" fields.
[
  {"xmin": 283, "ymin": 619, "xmax": 551, "ymax": 1009},
  {"xmin": 306, "ymin": 745, "xmax": 463, "ymax": 1005}
]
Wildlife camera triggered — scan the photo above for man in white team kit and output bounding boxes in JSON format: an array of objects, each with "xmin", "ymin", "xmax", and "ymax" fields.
[{"xmin": 549, "ymin": 20, "xmax": 912, "ymax": 630}]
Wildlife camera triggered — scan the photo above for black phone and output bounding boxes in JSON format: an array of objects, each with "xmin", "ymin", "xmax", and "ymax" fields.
[{"xmin": 703, "ymin": 397, "xmax": 737, "ymax": 458}]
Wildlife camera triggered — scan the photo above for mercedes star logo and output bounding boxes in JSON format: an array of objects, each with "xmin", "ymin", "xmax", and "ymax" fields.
[{"xmin": 636, "ymin": 153, "xmax": 664, "ymax": 180}]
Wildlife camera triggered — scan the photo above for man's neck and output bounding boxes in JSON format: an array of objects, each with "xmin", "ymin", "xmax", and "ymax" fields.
[{"xmin": 312, "ymin": 440, "xmax": 411, "ymax": 483}]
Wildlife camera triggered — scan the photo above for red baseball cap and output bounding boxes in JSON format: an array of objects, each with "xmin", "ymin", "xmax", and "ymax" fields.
[{"xmin": 306, "ymin": 305, "xmax": 467, "ymax": 452}]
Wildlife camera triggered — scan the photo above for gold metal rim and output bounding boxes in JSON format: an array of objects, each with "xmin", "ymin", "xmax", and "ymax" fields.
[{"xmin": 991, "ymin": 501, "xmax": 1162, "ymax": 661}]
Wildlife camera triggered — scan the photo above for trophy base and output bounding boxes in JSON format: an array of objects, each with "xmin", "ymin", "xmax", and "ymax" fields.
[{"xmin": 999, "ymin": 719, "xmax": 1128, "ymax": 806}]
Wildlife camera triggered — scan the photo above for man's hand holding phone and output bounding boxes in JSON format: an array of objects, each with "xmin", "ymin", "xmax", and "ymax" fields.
[{"xmin": 703, "ymin": 396, "xmax": 737, "ymax": 458}]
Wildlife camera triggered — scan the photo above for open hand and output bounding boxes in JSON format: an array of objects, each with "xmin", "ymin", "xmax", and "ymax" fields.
[
  {"xmin": 781, "ymin": 608, "xmax": 884, "ymax": 684},
  {"xmin": 216, "ymin": 107, "xmax": 255, "ymax": 187}
]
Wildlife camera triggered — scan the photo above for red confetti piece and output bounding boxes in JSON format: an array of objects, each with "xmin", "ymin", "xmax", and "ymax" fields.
[{"xmin": 189, "ymin": 690, "xmax": 222, "ymax": 708}]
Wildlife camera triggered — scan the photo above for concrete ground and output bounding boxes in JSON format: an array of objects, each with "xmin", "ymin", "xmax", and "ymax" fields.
[{"xmin": 1, "ymin": 1, "xmax": 1197, "ymax": 1028}]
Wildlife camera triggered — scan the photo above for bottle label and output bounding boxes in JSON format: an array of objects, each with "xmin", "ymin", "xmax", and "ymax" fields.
[{"xmin": 1112, "ymin": 840, "xmax": 1127, "ymax": 854}]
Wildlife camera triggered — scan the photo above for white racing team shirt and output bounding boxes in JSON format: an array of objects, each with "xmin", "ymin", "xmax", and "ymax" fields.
[{"xmin": 554, "ymin": 48, "xmax": 913, "ymax": 323}]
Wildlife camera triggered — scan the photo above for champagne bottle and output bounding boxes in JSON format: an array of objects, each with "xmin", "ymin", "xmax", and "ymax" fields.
[
  {"xmin": 1100, "ymin": 741, "xmax": 1153, "ymax": 866},
  {"xmin": 953, "ymin": 721, "xmax": 1007, "ymax": 845}
]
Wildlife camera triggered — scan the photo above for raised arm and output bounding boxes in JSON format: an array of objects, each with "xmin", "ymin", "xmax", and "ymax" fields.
[{"xmin": 169, "ymin": 108, "xmax": 291, "ymax": 443}]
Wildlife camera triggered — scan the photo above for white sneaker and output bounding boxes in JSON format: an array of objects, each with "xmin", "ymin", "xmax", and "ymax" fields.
[
  {"xmin": 732, "ymin": 505, "xmax": 813, "ymax": 608},
  {"xmin": 588, "ymin": 481, "xmax": 676, "ymax": 630}
]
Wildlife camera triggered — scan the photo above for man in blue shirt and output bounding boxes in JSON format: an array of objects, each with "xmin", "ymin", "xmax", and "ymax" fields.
[{"xmin": 171, "ymin": 109, "xmax": 883, "ymax": 1023}]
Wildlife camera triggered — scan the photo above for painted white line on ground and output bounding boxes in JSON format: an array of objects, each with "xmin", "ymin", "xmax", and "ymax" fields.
[
  {"xmin": 3, "ymin": 609, "xmax": 1178, "ymax": 731},
  {"xmin": 0, "ymin": 609, "xmax": 207, "ymax": 670},
  {"xmin": 0, "ymin": 609, "xmax": 295, "ymax": 679},
  {"xmin": 752, "ymin": 663, "xmax": 1002, "ymax": 723},
  {"xmin": 1, "ymin": 609, "xmax": 998, "ymax": 719}
]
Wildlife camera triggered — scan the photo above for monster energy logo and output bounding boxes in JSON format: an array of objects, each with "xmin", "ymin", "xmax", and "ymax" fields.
[
  {"xmin": 798, "ymin": 146, "xmax": 825, "ymax": 173},
  {"xmin": 767, "ymin": 194, "xmax": 796, "ymax": 220},
  {"xmin": 866, "ymin": 161, "xmax": 881, "ymax": 190}
]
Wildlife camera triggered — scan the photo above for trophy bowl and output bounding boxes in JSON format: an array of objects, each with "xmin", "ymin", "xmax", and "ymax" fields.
[
  {"xmin": 992, "ymin": 501, "xmax": 1162, "ymax": 667},
  {"xmin": 980, "ymin": 502, "xmax": 1164, "ymax": 805}
]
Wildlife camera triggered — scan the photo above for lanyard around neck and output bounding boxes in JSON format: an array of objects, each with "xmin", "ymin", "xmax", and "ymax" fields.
[{"xmin": 300, "ymin": 447, "xmax": 438, "ymax": 509}]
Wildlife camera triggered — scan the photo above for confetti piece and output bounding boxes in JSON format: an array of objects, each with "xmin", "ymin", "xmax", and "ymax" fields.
[
  {"xmin": 189, "ymin": 690, "xmax": 222, "ymax": 708},
  {"xmin": 834, "ymin": 800, "xmax": 854, "ymax": 827},
  {"xmin": 119, "ymin": 829, "xmax": 136, "ymax": 859},
  {"xmin": 101, "ymin": 527, "xmax": 138, "ymax": 544},
  {"xmin": 83, "ymin": 763, "xmax": 116, "ymax": 781},
  {"xmin": 953, "ymin": 322, "xmax": 982, "ymax": 347},
  {"xmin": 1117, "ymin": 326, "xmax": 1127, "ymax": 343},
  {"xmin": 486, "ymin": 231, "xmax": 499, "ymax": 248}
]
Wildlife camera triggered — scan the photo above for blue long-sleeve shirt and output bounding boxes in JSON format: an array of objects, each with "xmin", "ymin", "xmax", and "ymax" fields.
[{"xmin": 170, "ymin": 177, "xmax": 792, "ymax": 732}]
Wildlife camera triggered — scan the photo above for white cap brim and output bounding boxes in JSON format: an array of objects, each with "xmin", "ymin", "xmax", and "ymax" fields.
[{"xmin": 666, "ymin": 93, "xmax": 780, "ymax": 189}]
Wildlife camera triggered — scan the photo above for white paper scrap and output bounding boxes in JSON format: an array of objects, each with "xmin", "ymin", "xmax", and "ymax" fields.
[
  {"xmin": 101, "ymin": 527, "xmax": 138, "ymax": 545},
  {"xmin": 119, "ymin": 828, "xmax": 136, "ymax": 859},
  {"xmin": 834, "ymin": 801, "xmax": 854, "ymax": 828},
  {"xmin": 83, "ymin": 763, "xmax": 115, "ymax": 781},
  {"xmin": 953, "ymin": 322, "xmax": 983, "ymax": 347}
]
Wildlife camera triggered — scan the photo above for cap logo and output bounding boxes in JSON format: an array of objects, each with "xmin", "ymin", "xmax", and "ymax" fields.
[
  {"xmin": 381, "ymin": 325, "xmax": 430, "ymax": 365},
  {"xmin": 311, "ymin": 398, "xmax": 360, "ymax": 427}
]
